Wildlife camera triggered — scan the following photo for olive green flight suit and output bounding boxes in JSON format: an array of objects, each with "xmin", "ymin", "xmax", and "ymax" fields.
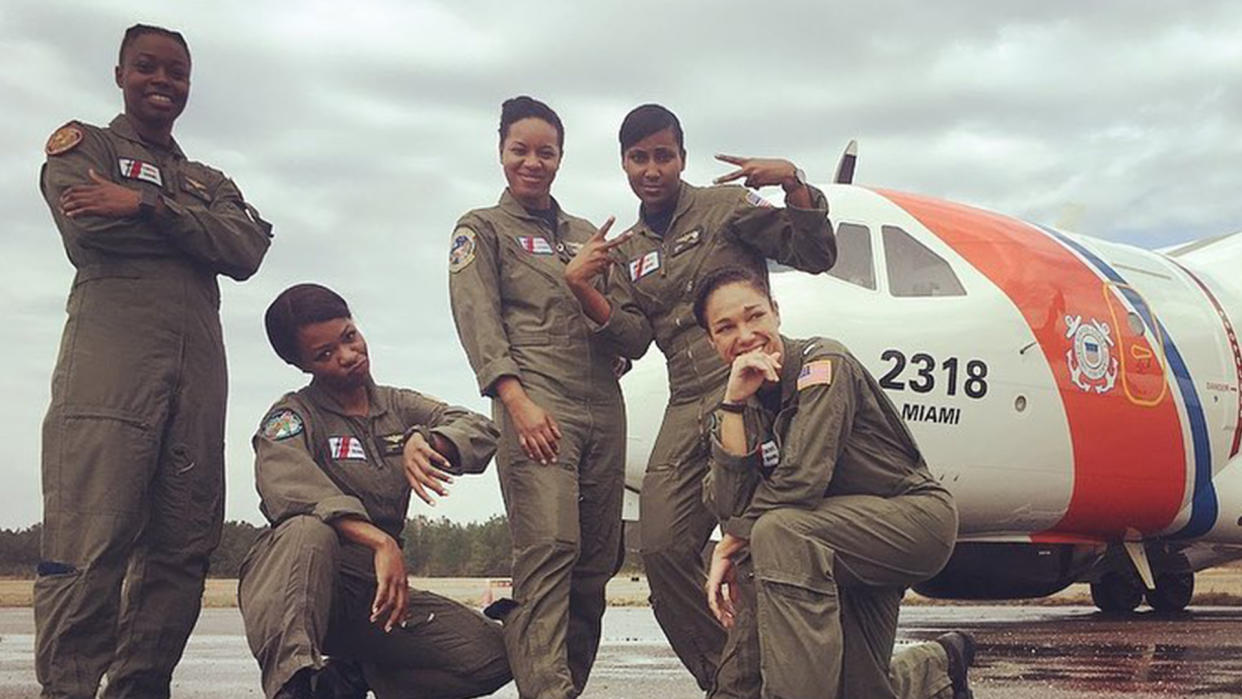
[
  {"xmin": 36, "ymin": 114, "xmax": 272, "ymax": 699},
  {"xmin": 238, "ymin": 380, "xmax": 510, "ymax": 698},
  {"xmin": 592, "ymin": 182, "xmax": 834, "ymax": 689},
  {"xmin": 448, "ymin": 192, "xmax": 646, "ymax": 698},
  {"xmin": 703, "ymin": 336, "xmax": 959, "ymax": 699}
]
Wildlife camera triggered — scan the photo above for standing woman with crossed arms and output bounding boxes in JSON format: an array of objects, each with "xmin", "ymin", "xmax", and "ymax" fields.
[
  {"xmin": 448, "ymin": 96, "xmax": 646, "ymax": 698},
  {"xmin": 35, "ymin": 24, "xmax": 271, "ymax": 698}
]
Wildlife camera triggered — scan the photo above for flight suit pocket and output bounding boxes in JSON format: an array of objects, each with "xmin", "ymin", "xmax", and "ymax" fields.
[
  {"xmin": 149, "ymin": 442, "xmax": 222, "ymax": 552},
  {"xmin": 52, "ymin": 410, "xmax": 156, "ymax": 517}
]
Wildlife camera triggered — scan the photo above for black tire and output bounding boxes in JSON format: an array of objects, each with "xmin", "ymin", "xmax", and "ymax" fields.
[
  {"xmin": 1091, "ymin": 571, "xmax": 1143, "ymax": 613},
  {"xmin": 1146, "ymin": 571, "xmax": 1194, "ymax": 612}
]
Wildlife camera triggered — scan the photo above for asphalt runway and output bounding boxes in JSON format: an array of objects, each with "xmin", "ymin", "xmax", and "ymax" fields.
[{"xmin": 3, "ymin": 605, "xmax": 1242, "ymax": 697}]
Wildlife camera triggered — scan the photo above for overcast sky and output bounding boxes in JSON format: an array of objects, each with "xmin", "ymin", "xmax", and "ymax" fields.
[{"xmin": 2, "ymin": 1, "xmax": 1240, "ymax": 529}]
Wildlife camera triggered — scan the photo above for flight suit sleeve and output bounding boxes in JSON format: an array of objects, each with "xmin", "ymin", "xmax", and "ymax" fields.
[
  {"xmin": 724, "ymin": 184, "xmax": 836, "ymax": 274},
  {"xmin": 152, "ymin": 172, "xmax": 273, "ymax": 281},
  {"xmin": 448, "ymin": 221, "xmax": 522, "ymax": 396},
  {"xmin": 725, "ymin": 353, "xmax": 856, "ymax": 539},
  {"xmin": 392, "ymin": 388, "xmax": 499, "ymax": 474},
  {"xmin": 253, "ymin": 404, "xmax": 370, "ymax": 526},
  {"xmin": 589, "ymin": 263, "xmax": 654, "ymax": 360},
  {"xmin": 703, "ymin": 412, "xmax": 764, "ymax": 529},
  {"xmin": 40, "ymin": 124, "xmax": 167, "ymax": 254}
]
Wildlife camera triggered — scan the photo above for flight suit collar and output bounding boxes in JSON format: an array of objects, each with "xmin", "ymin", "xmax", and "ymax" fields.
[
  {"xmin": 497, "ymin": 188, "xmax": 568, "ymax": 227},
  {"xmin": 304, "ymin": 378, "xmax": 389, "ymax": 420},
  {"xmin": 777, "ymin": 335, "xmax": 806, "ymax": 406},
  {"xmin": 107, "ymin": 114, "xmax": 186, "ymax": 159},
  {"xmin": 635, "ymin": 180, "xmax": 699, "ymax": 240}
]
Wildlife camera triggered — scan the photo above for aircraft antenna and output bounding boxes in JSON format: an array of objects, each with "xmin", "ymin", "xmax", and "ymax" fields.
[{"xmin": 834, "ymin": 140, "xmax": 858, "ymax": 184}]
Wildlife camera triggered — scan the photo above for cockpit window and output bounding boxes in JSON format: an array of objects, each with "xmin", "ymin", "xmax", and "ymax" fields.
[
  {"xmin": 882, "ymin": 226, "xmax": 965, "ymax": 297},
  {"xmin": 827, "ymin": 223, "xmax": 876, "ymax": 289}
]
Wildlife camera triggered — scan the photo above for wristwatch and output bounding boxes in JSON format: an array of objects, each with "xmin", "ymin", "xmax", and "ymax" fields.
[
  {"xmin": 783, "ymin": 167, "xmax": 808, "ymax": 194},
  {"xmin": 716, "ymin": 400, "xmax": 746, "ymax": 414}
]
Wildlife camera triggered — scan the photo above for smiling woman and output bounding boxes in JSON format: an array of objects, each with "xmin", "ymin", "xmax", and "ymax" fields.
[
  {"xmin": 33, "ymin": 23, "xmax": 273, "ymax": 699},
  {"xmin": 447, "ymin": 96, "xmax": 649, "ymax": 698}
]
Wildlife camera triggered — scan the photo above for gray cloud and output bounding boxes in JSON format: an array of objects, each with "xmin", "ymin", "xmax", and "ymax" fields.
[{"xmin": 3, "ymin": 0, "xmax": 1240, "ymax": 528}]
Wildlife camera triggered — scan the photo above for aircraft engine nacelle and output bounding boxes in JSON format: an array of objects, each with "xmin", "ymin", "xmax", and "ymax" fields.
[{"xmin": 913, "ymin": 542, "xmax": 1104, "ymax": 600}]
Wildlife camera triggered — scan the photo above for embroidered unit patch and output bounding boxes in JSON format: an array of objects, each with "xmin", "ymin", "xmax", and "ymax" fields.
[
  {"xmin": 45, "ymin": 124, "xmax": 84, "ymax": 155},
  {"xmin": 797, "ymin": 359, "xmax": 834, "ymax": 390},
  {"xmin": 261, "ymin": 409, "xmax": 303, "ymax": 441},
  {"xmin": 449, "ymin": 227, "xmax": 477, "ymax": 273}
]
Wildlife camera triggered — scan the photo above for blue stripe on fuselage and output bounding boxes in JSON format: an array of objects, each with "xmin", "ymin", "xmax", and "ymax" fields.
[{"xmin": 1034, "ymin": 223, "xmax": 1217, "ymax": 538}]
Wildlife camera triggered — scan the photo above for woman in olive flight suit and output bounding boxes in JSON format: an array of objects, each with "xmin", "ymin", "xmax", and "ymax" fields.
[{"xmin": 448, "ymin": 96, "xmax": 647, "ymax": 698}]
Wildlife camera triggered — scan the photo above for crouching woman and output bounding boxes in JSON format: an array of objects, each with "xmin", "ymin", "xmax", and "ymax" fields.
[
  {"xmin": 238, "ymin": 283, "xmax": 511, "ymax": 699},
  {"xmin": 697, "ymin": 266, "xmax": 972, "ymax": 699}
]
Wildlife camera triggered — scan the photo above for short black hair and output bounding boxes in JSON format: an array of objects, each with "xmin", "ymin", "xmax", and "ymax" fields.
[
  {"xmin": 499, "ymin": 95, "xmax": 564, "ymax": 150},
  {"xmin": 119, "ymin": 24, "xmax": 191, "ymax": 66},
  {"xmin": 265, "ymin": 284, "xmax": 352, "ymax": 366},
  {"xmin": 693, "ymin": 265, "xmax": 772, "ymax": 331},
  {"xmin": 619, "ymin": 103, "xmax": 684, "ymax": 156}
]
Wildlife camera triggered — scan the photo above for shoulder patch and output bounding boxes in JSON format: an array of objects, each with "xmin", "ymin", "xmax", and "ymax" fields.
[
  {"xmin": 261, "ymin": 409, "xmax": 304, "ymax": 440},
  {"xmin": 745, "ymin": 190, "xmax": 773, "ymax": 208},
  {"xmin": 449, "ymin": 227, "xmax": 477, "ymax": 273},
  {"xmin": 797, "ymin": 359, "xmax": 834, "ymax": 391},
  {"xmin": 45, "ymin": 123, "xmax": 83, "ymax": 156}
]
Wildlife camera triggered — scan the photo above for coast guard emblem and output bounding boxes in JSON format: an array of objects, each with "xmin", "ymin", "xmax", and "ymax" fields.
[{"xmin": 1065, "ymin": 314, "xmax": 1118, "ymax": 394}]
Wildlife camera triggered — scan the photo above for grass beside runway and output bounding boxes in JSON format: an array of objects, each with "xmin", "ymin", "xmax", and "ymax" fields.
[{"xmin": 2, "ymin": 564, "xmax": 1242, "ymax": 608}]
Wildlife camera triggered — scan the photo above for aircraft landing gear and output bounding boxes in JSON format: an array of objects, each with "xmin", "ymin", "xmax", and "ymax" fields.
[
  {"xmin": 1145, "ymin": 571, "xmax": 1194, "ymax": 612},
  {"xmin": 1090, "ymin": 571, "xmax": 1144, "ymax": 613}
]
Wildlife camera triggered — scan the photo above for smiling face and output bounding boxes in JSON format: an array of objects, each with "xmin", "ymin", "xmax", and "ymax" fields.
[
  {"xmin": 295, "ymin": 317, "xmax": 371, "ymax": 390},
  {"xmin": 704, "ymin": 281, "xmax": 782, "ymax": 364},
  {"xmin": 115, "ymin": 32, "xmax": 190, "ymax": 133},
  {"xmin": 500, "ymin": 117, "xmax": 562, "ymax": 210},
  {"xmin": 622, "ymin": 127, "xmax": 686, "ymax": 214}
]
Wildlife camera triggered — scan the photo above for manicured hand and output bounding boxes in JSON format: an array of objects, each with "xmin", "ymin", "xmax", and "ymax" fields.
[
  {"xmin": 371, "ymin": 538, "xmax": 409, "ymax": 633},
  {"xmin": 713, "ymin": 155, "xmax": 800, "ymax": 190},
  {"xmin": 706, "ymin": 542, "xmax": 740, "ymax": 628},
  {"xmin": 506, "ymin": 395, "xmax": 562, "ymax": 465},
  {"xmin": 60, "ymin": 168, "xmax": 142, "ymax": 219},
  {"xmin": 724, "ymin": 350, "xmax": 782, "ymax": 404},
  {"xmin": 403, "ymin": 432, "xmax": 454, "ymax": 506},
  {"xmin": 565, "ymin": 216, "xmax": 630, "ymax": 287}
]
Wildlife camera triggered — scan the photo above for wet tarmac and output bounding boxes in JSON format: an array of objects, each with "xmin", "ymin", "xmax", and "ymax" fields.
[{"xmin": 2, "ymin": 605, "xmax": 1241, "ymax": 697}]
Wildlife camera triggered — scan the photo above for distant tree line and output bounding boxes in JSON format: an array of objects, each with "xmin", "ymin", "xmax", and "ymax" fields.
[{"xmin": 0, "ymin": 517, "xmax": 643, "ymax": 578}]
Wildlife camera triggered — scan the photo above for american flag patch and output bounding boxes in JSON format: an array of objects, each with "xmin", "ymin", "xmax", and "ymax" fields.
[
  {"xmin": 117, "ymin": 158, "xmax": 163, "ymax": 187},
  {"xmin": 797, "ymin": 359, "xmax": 833, "ymax": 390},
  {"xmin": 516, "ymin": 235, "xmax": 554, "ymax": 254},
  {"xmin": 628, "ymin": 250, "xmax": 661, "ymax": 281},
  {"xmin": 328, "ymin": 436, "xmax": 367, "ymax": 461}
]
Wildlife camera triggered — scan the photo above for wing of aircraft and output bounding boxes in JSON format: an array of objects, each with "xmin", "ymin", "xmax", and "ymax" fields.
[{"xmin": 620, "ymin": 147, "xmax": 1242, "ymax": 614}]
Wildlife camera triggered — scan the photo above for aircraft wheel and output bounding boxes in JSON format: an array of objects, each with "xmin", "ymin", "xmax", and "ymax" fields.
[
  {"xmin": 1091, "ymin": 571, "xmax": 1143, "ymax": 613},
  {"xmin": 1146, "ymin": 571, "xmax": 1194, "ymax": 612}
]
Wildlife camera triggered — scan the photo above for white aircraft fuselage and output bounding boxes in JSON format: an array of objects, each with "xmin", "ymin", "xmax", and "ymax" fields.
[{"xmin": 620, "ymin": 182, "xmax": 1242, "ymax": 610}]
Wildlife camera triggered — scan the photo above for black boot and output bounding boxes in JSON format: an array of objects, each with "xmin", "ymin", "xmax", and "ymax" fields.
[
  {"xmin": 935, "ymin": 631, "xmax": 976, "ymax": 699},
  {"xmin": 312, "ymin": 658, "xmax": 370, "ymax": 699}
]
